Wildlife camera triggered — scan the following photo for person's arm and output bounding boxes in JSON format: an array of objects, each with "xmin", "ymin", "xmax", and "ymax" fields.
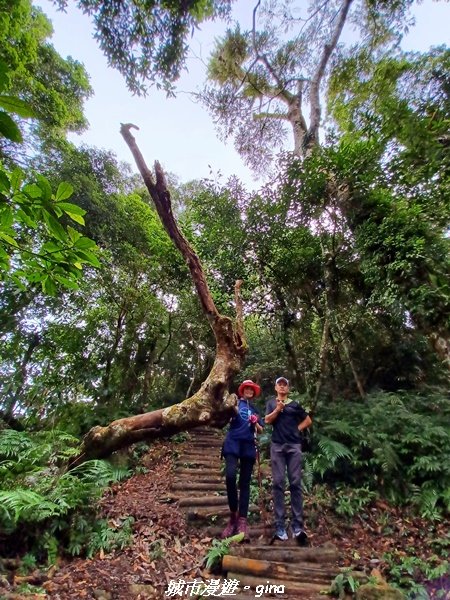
[
  {"xmin": 265, "ymin": 400, "xmax": 284, "ymax": 424},
  {"xmin": 298, "ymin": 414, "xmax": 312, "ymax": 432}
]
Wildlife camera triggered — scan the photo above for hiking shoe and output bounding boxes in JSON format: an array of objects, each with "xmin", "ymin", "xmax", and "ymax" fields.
[
  {"xmin": 293, "ymin": 527, "xmax": 309, "ymax": 546},
  {"xmin": 236, "ymin": 517, "xmax": 250, "ymax": 542},
  {"xmin": 274, "ymin": 527, "xmax": 288, "ymax": 541},
  {"xmin": 220, "ymin": 514, "xmax": 238, "ymax": 539}
]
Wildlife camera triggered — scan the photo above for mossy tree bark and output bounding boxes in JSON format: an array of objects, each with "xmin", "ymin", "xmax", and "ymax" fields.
[{"xmin": 74, "ymin": 124, "xmax": 248, "ymax": 465}]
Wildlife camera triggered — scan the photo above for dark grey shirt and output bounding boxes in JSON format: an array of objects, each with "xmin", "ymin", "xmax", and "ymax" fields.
[{"xmin": 265, "ymin": 398, "xmax": 309, "ymax": 445}]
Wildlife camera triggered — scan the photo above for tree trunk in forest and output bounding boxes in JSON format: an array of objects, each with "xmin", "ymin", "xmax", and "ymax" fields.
[
  {"xmin": 2, "ymin": 333, "xmax": 40, "ymax": 423},
  {"xmin": 73, "ymin": 125, "xmax": 247, "ymax": 465}
]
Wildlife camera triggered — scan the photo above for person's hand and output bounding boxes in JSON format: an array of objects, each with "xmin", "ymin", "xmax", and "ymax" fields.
[
  {"xmin": 249, "ymin": 413, "xmax": 258, "ymax": 424},
  {"xmin": 276, "ymin": 399, "xmax": 284, "ymax": 413}
]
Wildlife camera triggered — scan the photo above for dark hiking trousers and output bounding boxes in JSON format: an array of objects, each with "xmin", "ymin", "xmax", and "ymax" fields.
[
  {"xmin": 270, "ymin": 442, "xmax": 303, "ymax": 529},
  {"xmin": 224, "ymin": 454, "xmax": 255, "ymax": 517}
]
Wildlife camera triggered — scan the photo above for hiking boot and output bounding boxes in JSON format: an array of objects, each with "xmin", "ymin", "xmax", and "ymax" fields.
[
  {"xmin": 292, "ymin": 527, "xmax": 309, "ymax": 546},
  {"xmin": 220, "ymin": 513, "xmax": 238, "ymax": 539},
  {"xmin": 236, "ymin": 517, "xmax": 250, "ymax": 542},
  {"xmin": 274, "ymin": 527, "xmax": 288, "ymax": 541}
]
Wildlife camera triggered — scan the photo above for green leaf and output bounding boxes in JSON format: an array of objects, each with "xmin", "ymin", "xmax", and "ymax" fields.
[
  {"xmin": 23, "ymin": 183, "xmax": 43, "ymax": 199},
  {"xmin": 66, "ymin": 212, "xmax": 85, "ymax": 225},
  {"xmin": 0, "ymin": 207, "xmax": 13, "ymax": 228},
  {"xmin": 10, "ymin": 169, "xmax": 24, "ymax": 193},
  {"xmin": 54, "ymin": 274, "xmax": 79, "ymax": 289},
  {"xmin": 67, "ymin": 226, "xmax": 82, "ymax": 242},
  {"xmin": 43, "ymin": 211, "xmax": 68, "ymax": 243},
  {"xmin": 56, "ymin": 202, "xmax": 86, "ymax": 216},
  {"xmin": 73, "ymin": 237, "xmax": 97, "ymax": 250},
  {"xmin": 0, "ymin": 111, "xmax": 22, "ymax": 142},
  {"xmin": 54, "ymin": 182, "xmax": 73, "ymax": 202},
  {"xmin": 16, "ymin": 209, "xmax": 37, "ymax": 229},
  {"xmin": 0, "ymin": 61, "xmax": 8, "ymax": 92},
  {"xmin": 35, "ymin": 175, "xmax": 52, "ymax": 202},
  {"xmin": 75, "ymin": 249, "xmax": 101, "ymax": 268},
  {"xmin": 0, "ymin": 169, "xmax": 10, "ymax": 194},
  {"xmin": 0, "ymin": 95, "xmax": 34, "ymax": 118},
  {"xmin": 0, "ymin": 231, "xmax": 19, "ymax": 247},
  {"xmin": 42, "ymin": 276, "xmax": 57, "ymax": 295}
]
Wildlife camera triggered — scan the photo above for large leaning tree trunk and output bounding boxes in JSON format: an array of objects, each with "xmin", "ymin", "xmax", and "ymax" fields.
[{"xmin": 73, "ymin": 124, "xmax": 247, "ymax": 466}]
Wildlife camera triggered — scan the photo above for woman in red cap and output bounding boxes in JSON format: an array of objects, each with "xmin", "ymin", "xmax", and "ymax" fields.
[{"xmin": 220, "ymin": 379, "xmax": 263, "ymax": 541}]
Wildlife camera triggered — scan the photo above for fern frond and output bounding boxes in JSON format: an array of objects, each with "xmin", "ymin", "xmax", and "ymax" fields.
[
  {"xmin": 0, "ymin": 489, "xmax": 65, "ymax": 523},
  {"xmin": 0, "ymin": 430, "xmax": 33, "ymax": 459},
  {"xmin": 66, "ymin": 459, "xmax": 130, "ymax": 485},
  {"xmin": 317, "ymin": 437, "xmax": 353, "ymax": 462}
]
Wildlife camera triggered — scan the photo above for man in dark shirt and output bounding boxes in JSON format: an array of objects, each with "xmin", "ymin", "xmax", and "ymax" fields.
[{"xmin": 265, "ymin": 376, "xmax": 312, "ymax": 543}]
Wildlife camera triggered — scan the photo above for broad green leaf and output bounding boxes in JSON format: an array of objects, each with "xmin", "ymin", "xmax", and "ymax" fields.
[
  {"xmin": 16, "ymin": 209, "xmax": 38, "ymax": 229},
  {"xmin": 73, "ymin": 237, "xmax": 97, "ymax": 250},
  {"xmin": 26, "ymin": 271, "xmax": 47, "ymax": 283},
  {"xmin": 42, "ymin": 276, "xmax": 57, "ymax": 295},
  {"xmin": 0, "ymin": 95, "xmax": 34, "ymax": 118},
  {"xmin": 0, "ymin": 207, "xmax": 13, "ymax": 228},
  {"xmin": 66, "ymin": 212, "xmax": 85, "ymax": 225},
  {"xmin": 54, "ymin": 182, "xmax": 73, "ymax": 202},
  {"xmin": 10, "ymin": 169, "xmax": 24, "ymax": 193},
  {"xmin": 67, "ymin": 225, "xmax": 82, "ymax": 242},
  {"xmin": 0, "ymin": 169, "xmax": 10, "ymax": 194},
  {"xmin": 75, "ymin": 249, "xmax": 101, "ymax": 268},
  {"xmin": 0, "ymin": 231, "xmax": 19, "ymax": 247},
  {"xmin": 0, "ymin": 111, "xmax": 22, "ymax": 142},
  {"xmin": 41, "ymin": 241, "xmax": 62, "ymax": 254},
  {"xmin": 54, "ymin": 274, "xmax": 79, "ymax": 289},
  {"xmin": 43, "ymin": 211, "xmax": 68, "ymax": 243},
  {"xmin": 23, "ymin": 183, "xmax": 43, "ymax": 199},
  {"xmin": 56, "ymin": 202, "xmax": 86, "ymax": 216},
  {"xmin": 35, "ymin": 175, "xmax": 52, "ymax": 202}
]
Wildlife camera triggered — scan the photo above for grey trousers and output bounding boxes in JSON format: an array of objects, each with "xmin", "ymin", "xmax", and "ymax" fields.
[{"xmin": 270, "ymin": 442, "xmax": 303, "ymax": 529}]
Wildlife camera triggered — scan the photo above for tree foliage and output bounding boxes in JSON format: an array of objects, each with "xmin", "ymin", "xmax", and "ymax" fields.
[
  {"xmin": 52, "ymin": 0, "xmax": 234, "ymax": 95},
  {"xmin": 201, "ymin": 0, "xmax": 416, "ymax": 171}
]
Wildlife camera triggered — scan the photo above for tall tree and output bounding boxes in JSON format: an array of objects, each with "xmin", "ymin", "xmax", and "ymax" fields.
[
  {"xmin": 0, "ymin": 0, "xmax": 92, "ymax": 165},
  {"xmin": 73, "ymin": 125, "xmax": 248, "ymax": 462},
  {"xmin": 201, "ymin": 0, "xmax": 415, "ymax": 171}
]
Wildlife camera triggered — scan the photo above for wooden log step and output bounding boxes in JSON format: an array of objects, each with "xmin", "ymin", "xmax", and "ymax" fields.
[
  {"xmin": 186, "ymin": 504, "xmax": 259, "ymax": 521},
  {"xmin": 205, "ymin": 524, "xmax": 266, "ymax": 538},
  {"xmin": 188, "ymin": 438, "xmax": 223, "ymax": 450},
  {"xmin": 226, "ymin": 572, "xmax": 329, "ymax": 595},
  {"xmin": 232, "ymin": 544, "xmax": 339, "ymax": 564},
  {"xmin": 172, "ymin": 482, "xmax": 224, "ymax": 491},
  {"xmin": 223, "ymin": 555, "xmax": 336, "ymax": 584},
  {"xmin": 178, "ymin": 496, "xmax": 228, "ymax": 507},
  {"xmin": 174, "ymin": 468, "xmax": 222, "ymax": 476},
  {"xmin": 182, "ymin": 451, "xmax": 223, "ymax": 458},
  {"xmin": 175, "ymin": 458, "xmax": 222, "ymax": 467}
]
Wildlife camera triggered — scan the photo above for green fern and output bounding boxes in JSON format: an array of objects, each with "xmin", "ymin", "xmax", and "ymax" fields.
[
  {"xmin": 205, "ymin": 533, "xmax": 244, "ymax": 570},
  {"xmin": 0, "ymin": 489, "xmax": 65, "ymax": 523},
  {"xmin": 67, "ymin": 459, "xmax": 130, "ymax": 485},
  {"xmin": 0, "ymin": 430, "xmax": 33, "ymax": 459}
]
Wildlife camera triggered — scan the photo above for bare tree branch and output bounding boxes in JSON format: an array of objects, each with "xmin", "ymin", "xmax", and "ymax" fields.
[
  {"xmin": 120, "ymin": 123, "xmax": 218, "ymax": 323},
  {"xmin": 307, "ymin": 0, "xmax": 354, "ymax": 150}
]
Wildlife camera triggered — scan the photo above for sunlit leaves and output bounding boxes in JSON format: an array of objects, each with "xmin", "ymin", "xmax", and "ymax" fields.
[{"xmin": 0, "ymin": 165, "xmax": 99, "ymax": 294}]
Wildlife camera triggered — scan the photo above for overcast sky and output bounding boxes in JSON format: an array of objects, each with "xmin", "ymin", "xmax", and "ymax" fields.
[{"xmin": 37, "ymin": 0, "xmax": 449, "ymax": 190}]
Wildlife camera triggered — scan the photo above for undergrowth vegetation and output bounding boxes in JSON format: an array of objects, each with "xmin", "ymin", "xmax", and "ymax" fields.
[
  {"xmin": 0, "ymin": 429, "xmax": 134, "ymax": 564},
  {"xmin": 273, "ymin": 389, "xmax": 450, "ymax": 520}
]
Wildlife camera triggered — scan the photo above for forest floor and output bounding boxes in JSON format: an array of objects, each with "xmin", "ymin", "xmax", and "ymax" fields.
[{"xmin": 3, "ymin": 437, "xmax": 449, "ymax": 600}]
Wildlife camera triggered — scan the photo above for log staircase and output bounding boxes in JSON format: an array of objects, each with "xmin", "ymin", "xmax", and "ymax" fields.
[{"xmin": 171, "ymin": 427, "xmax": 340, "ymax": 598}]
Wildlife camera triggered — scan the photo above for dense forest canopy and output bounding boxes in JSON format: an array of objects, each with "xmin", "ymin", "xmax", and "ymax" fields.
[{"xmin": 0, "ymin": 0, "xmax": 448, "ymax": 580}]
